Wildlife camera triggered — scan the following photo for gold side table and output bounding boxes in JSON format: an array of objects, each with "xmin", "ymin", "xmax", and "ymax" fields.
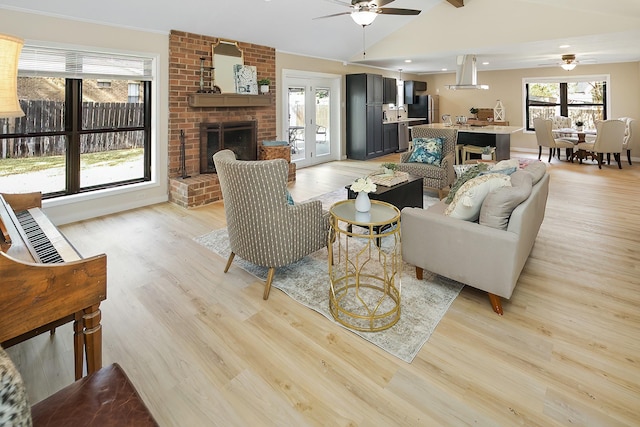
[{"xmin": 328, "ymin": 199, "xmax": 401, "ymax": 332}]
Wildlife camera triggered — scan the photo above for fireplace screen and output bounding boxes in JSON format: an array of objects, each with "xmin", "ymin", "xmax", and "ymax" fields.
[{"xmin": 200, "ymin": 121, "xmax": 257, "ymax": 173}]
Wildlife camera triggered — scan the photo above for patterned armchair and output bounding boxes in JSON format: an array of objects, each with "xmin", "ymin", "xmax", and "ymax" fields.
[
  {"xmin": 212, "ymin": 150, "xmax": 330, "ymax": 299},
  {"xmin": 397, "ymin": 126, "xmax": 458, "ymax": 199}
]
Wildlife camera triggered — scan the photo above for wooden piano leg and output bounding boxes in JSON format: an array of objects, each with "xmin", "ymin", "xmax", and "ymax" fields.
[
  {"xmin": 83, "ymin": 304, "xmax": 103, "ymax": 377},
  {"xmin": 73, "ymin": 312, "xmax": 84, "ymax": 380}
]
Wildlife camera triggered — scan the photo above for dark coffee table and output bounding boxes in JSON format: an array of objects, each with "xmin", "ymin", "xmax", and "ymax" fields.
[
  {"xmin": 346, "ymin": 174, "xmax": 423, "ymax": 210},
  {"xmin": 346, "ymin": 174, "xmax": 423, "ymax": 245}
]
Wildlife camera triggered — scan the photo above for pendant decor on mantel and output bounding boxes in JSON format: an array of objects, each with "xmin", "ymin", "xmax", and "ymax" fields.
[
  {"xmin": 494, "ymin": 99, "xmax": 505, "ymax": 122},
  {"xmin": 355, "ymin": 191, "xmax": 371, "ymax": 213}
]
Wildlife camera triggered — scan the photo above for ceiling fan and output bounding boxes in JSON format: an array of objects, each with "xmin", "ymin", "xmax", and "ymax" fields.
[
  {"xmin": 315, "ymin": 0, "xmax": 421, "ymax": 27},
  {"xmin": 538, "ymin": 54, "xmax": 597, "ymax": 70}
]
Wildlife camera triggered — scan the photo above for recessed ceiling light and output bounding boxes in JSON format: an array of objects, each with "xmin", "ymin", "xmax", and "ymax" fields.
[
  {"xmin": 482, "ymin": 61, "xmax": 489, "ymax": 65},
  {"xmin": 404, "ymin": 59, "xmax": 412, "ymax": 63},
  {"xmin": 559, "ymin": 44, "xmax": 570, "ymax": 48},
  {"xmin": 441, "ymin": 68, "xmax": 448, "ymax": 71}
]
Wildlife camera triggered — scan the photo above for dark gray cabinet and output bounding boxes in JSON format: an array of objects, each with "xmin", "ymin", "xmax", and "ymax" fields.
[
  {"xmin": 403, "ymin": 80, "xmax": 427, "ymax": 104},
  {"xmin": 383, "ymin": 123, "xmax": 398, "ymax": 154},
  {"xmin": 346, "ymin": 73, "xmax": 384, "ymax": 160},
  {"xmin": 383, "ymin": 77, "xmax": 397, "ymax": 104}
]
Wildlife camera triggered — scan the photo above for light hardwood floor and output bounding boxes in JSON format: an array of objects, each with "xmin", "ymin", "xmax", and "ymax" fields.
[{"xmin": 6, "ymin": 152, "xmax": 640, "ymax": 426}]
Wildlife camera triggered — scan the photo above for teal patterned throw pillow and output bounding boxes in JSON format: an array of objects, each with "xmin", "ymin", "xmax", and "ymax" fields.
[
  {"xmin": 407, "ymin": 137, "xmax": 443, "ymax": 166},
  {"xmin": 285, "ymin": 189, "xmax": 295, "ymax": 205}
]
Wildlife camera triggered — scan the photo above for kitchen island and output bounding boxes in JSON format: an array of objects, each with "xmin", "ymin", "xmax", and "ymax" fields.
[{"xmin": 415, "ymin": 123, "xmax": 523, "ymax": 160}]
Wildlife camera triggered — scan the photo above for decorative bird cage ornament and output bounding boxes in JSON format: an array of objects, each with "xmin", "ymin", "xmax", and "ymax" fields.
[{"xmin": 493, "ymin": 99, "xmax": 505, "ymax": 122}]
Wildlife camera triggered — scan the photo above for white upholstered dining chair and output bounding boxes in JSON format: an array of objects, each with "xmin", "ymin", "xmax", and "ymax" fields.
[
  {"xmin": 551, "ymin": 116, "xmax": 574, "ymax": 139},
  {"xmin": 576, "ymin": 119, "xmax": 626, "ymax": 169},
  {"xmin": 533, "ymin": 118, "xmax": 575, "ymax": 162},
  {"xmin": 620, "ymin": 117, "xmax": 639, "ymax": 165}
]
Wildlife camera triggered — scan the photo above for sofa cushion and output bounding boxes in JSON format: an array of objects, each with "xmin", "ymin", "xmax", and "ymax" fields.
[
  {"xmin": 444, "ymin": 173, "xmax": 512, "ymax": 221},
  {"xmin": 445, "ymin": 163, "xmax": 490, "ymax": 204},
  {"xmin": 479, "ymin": 170, "xmax": 533, "ymax": 230},
  {"xmin": 407, "ymin": 137, "xmax": 443, "ymax": 165},
  {"xmin": 0, "ymin": 347, "xmax": 32, "ymax": 427},
  {"xmin": 523, "ymin": 161, "xmax": 547, "ymax": 184}
]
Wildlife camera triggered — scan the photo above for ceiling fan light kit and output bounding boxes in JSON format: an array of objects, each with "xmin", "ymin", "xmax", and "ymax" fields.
[
  {"xmin": 561, "ymin": 54, "xmax": 577, "ymax": 71},
  {"xmin": 351, "ymin": 10, "xmax": 377, "ymax": 26}
]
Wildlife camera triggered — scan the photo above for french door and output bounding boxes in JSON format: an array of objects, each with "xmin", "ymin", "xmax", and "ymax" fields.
[{"xmin": 282, "ymin": 71, "xmax": 340, "ymax": 168}]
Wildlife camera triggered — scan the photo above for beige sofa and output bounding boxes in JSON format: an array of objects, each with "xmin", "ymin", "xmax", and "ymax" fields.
[{"xmin": 401, "ymin": 162, "xmax": 549, "ymax": 315}]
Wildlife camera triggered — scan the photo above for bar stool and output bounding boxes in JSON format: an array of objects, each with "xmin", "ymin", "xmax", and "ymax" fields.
[
  {"xmin": 462, "ymin": 145, "xmax": 496, "ymax": 164},
  {"xmin": 454, "ymin": 144, "xmax": 464, "ymax": 165}
]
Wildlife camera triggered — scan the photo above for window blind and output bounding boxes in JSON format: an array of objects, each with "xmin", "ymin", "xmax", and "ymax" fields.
[{"xmin": 18, "ymin": 45, "xmax": 154, "ymax": 81}]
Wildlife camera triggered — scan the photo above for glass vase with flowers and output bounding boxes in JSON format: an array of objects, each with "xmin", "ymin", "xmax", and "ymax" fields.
[{"xmin": 350, "ymin": 177, "xmax": 377, "ymax": 212}]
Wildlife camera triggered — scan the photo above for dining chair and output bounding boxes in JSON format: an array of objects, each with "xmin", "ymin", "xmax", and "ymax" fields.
[
  {"xmin": 620, "ymin": 118, "xmax": 638, "ymax": 165},
  {"xmin": 551, "ymin": 116, "xmax": 573, "ymax": 139},
  {"xmin": 533, "ymin": 118, "xmax": 575, "ymax": 162},
  {"xmin": 576, "ymin": 119, "xmax": 626, "ymax": 169}
]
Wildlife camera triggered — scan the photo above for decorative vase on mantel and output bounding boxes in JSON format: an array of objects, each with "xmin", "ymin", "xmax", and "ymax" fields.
[
  {"xmin": 355, "ymin": 191, "xmax": 371, "ymax": 213},
  {"xmin": 260, "ymin": 84, "xmax": 269, "ymax": 94}
]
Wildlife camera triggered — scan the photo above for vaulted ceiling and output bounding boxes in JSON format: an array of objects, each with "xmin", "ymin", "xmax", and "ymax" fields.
[{"xmin": 1, "ymin": 0, "xmax": 639, "ymax": 74}]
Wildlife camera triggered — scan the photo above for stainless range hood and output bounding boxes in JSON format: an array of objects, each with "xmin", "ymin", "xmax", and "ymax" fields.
[{"xmin": 446, "ymin": 55, "xmax": 489, "ymax": 90}]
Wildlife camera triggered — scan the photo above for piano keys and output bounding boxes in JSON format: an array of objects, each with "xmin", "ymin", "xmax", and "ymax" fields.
[{"xmin": 0, "ymin": 192, "xmax": 107, "ymax": 380}]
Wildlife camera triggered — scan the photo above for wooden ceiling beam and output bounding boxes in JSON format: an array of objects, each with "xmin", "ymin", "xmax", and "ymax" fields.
[{"xmin": 446, "ymin": 0, "xmax": 464, "ymax": 7}]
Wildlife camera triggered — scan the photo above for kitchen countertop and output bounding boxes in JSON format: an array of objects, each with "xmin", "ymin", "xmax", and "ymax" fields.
[
  {"xmin": 383, "ymin": 117, "xmax": 427, "ymax": 124},
  {"xmin": 416, "ymin": 123, "xmax": 523, "ymax": 134}
]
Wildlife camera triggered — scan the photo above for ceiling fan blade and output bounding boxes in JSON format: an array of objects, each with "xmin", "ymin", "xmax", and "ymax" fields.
[
  {"xmin": 378, "ymin": 7, "xmax": 421, "ymax": 15},
  {"xmin": 313, "ymin": 11, "xmax": 352, "ymax": 19}
]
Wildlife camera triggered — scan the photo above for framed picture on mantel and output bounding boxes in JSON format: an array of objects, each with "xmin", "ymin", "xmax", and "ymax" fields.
[{"xmin": 234, "ymin": 64, "xmax": 258, "ymax": 95}]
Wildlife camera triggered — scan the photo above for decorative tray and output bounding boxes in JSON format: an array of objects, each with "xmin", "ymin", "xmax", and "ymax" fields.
[{"xmin": 370, "ymin": 171, "xmax": 409, "ymax": 187}]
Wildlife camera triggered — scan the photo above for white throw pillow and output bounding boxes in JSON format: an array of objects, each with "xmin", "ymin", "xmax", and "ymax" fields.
[
  {"xmin": 444, "ymin": 173, "xmax": 512, "ymax": 221},
  {"xmin": 491, "ymin": 158, "xmax": 520, "ymax": 171}
]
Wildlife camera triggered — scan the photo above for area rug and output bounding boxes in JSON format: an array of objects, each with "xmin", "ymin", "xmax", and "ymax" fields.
[{"xmin": 194, "ymin": 189, "xmax": 463, "ymax": 362}]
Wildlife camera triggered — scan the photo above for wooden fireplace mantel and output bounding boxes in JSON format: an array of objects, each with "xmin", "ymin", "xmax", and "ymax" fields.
[{"xmin": 188, "ymin": 93, "xmax": 272, "ymax": 108}]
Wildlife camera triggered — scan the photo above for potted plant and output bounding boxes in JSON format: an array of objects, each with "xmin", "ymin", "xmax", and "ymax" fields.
[
  {"xmin": 575, "ymin": 120, "xmax": 584, "ymax": 131},
  {"xmin": 381, "ymin": 162, "xmax": 398, "ymax": 175},
  {"xmin": 481, "ymin": 146, "xmax": 493, "ymax": 160},
  {"xmin": 469, "ymin": 107, "xmax": 479, "ymax": 119},
  {"xmin": 258, "ymin": 78, "xmax": 270, "ymax": 94}
]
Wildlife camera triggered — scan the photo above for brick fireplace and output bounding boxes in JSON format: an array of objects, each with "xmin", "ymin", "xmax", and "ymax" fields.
[{"xmin": 168, "ymin": 30, "xmax": 294, "ymax": 208}]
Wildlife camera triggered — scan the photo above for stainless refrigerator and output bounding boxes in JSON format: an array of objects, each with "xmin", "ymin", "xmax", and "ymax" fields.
[{"xmin": 407, "ymin": 95, "xmax": 439, "ymax": 123}]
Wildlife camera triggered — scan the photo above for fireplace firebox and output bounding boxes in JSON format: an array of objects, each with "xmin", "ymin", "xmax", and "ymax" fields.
[{"xmin": 199, "ymin": 121, "xmax": 257, "ymax": 173}]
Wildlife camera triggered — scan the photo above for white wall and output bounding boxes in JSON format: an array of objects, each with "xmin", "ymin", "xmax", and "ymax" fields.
[{"xmin": 0, "ymin": 8, "xmax": 169, "ymax": 225}]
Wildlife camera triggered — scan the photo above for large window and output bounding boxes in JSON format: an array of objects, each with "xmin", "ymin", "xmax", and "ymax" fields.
[
  {"xmin": 524, "ymin": 75, "xmax": 608, "ymax": 131},
  {"xmin": 0, "ymin": 45, "xmax": 153, "ymax": 198}
]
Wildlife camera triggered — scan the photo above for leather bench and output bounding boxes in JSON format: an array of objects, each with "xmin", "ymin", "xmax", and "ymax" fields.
[{"xmin": 1, "ymin": 346, "xmax": 158, "ymax": 427}]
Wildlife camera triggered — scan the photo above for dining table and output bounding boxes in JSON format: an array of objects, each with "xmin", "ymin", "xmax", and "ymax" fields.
[
  {"xmin": 553, "ymin": 127, "xmax": 596, "ymax": 143},
  {"xmin": 553, "ymin": 127, "xmax": 597, "ymax": 162}
]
